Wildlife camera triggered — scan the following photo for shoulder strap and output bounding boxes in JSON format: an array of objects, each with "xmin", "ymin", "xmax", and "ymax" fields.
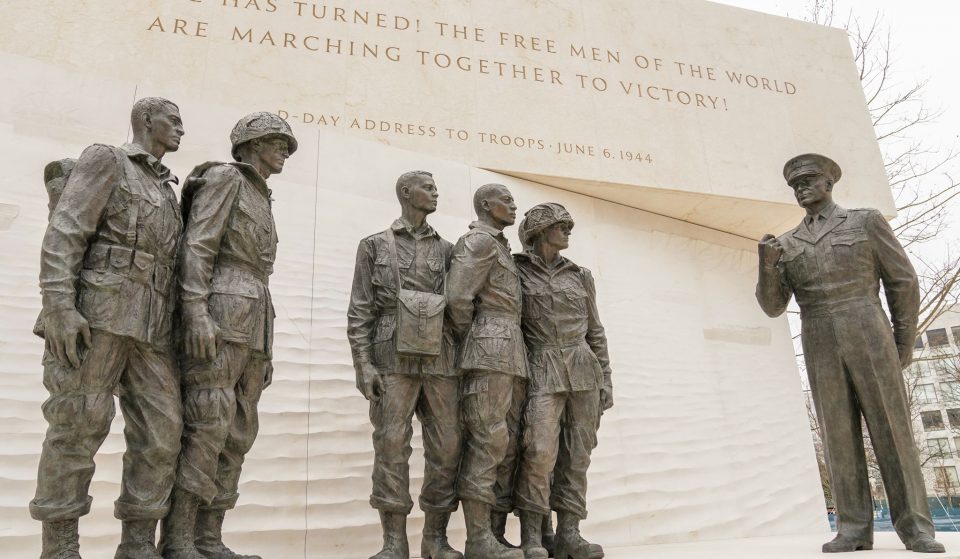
[
  {"xmin": 385, "ymin": 229, "xmax": 403, "ymax": 293},
  {"xmin": 111, "ymin": 148, "xmax": 138, "ymax": 246}
]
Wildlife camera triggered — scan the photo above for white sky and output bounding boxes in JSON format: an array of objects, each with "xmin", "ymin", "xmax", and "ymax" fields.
[{"xmin": 713, "ymin": 0, "xmax": 959, "ymax": 251}]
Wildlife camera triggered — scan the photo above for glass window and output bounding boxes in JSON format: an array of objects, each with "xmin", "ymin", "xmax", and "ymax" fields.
[
  {"xmin": 935, "ymin": 466, "xmax": 960, "ymax": 489},
  {"xmin": 928, "ymin": 438, "xmax": 951, "ymax": 458},
  {"xmin": 942, "ymin": 382, "xmax": 960, "ymax": 402},
  {"xmin": 928, "ymin": 328, "xmax": 949, "ymax": 348},
  {"xmin": 916, "ymin": 335, "xmax": 926, "ymax": 350},
  {"xmin": 952, "ymin": 326, "xmax": 960, "ymax": 345},
  {"xmin": 948, "ymin": 409, "xmax": 960, "ymax": 428},
  {"xmin": 916, "ymin": 384, "xmax": 939, "ymax": 404},
  {"xmin": 923, "ymin": 411, "xmax": 945, "ymax": 430}
]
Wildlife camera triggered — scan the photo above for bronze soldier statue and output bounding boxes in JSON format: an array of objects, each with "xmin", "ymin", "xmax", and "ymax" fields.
[
  {"xmin": 757, "ymin": 154, "xmax": 944, "ymax": 554},
  {"xmin": 32, "ymin": 97, "xmax": 185, "ymax": 559},
  {"xmin": 158, "ymin": 112, "xmax": 296, "ymax": 559},
  {"xmin": 513, "ymin": 204, "xmax": 612, "ymax": 559},
  {"xmin": 346, "ymin": 170, "xmax": 463, "ymax": 559},
  {"xmin": 447, "ymin": 184, "xmax": 527, "ymax": 559}
]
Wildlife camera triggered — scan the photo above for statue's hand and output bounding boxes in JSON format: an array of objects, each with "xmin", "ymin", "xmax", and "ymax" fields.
[
  {"xmin": 758, "ymin": 234, "xmax": 783, "ymax": 268},
  {"xmin": 184, "ymin": 176, "xmax": 206, "ymax": 190},
  {"xmin": 184, "ymin": 312, "xmax": 219, "ymax": 362},
  {"xmin": 600, "ymin": 374, "xmax": 614, "ymax": 412},
  {"xmin": 263, "ymin": 360, "xmax": 274, "ymax": 389},
  {"xmin": 898, "ymin": 344, "xmax": 913, "ymax": 370},
  {"xmin": 44, "ymin": 308, "xmax": 92, "ymax": 369},
  {"xmin": 356, "ymin": 362, "xmax": 383, "ymax": 402}
]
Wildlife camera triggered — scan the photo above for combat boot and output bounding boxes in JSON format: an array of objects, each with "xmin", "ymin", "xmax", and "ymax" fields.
[
  {"xmin": 115, "ymin": 520, "xmax": 162, "ymax": 559},
  {"xmin": 421, "ymin": 511, "xmax": 462, "ymax": 559},
  {"xmin": 541, "ymin": 514, "xmax": 556, "ymax": 557},
  {"xmin": 462, "ymin": 500, "xmax": 523, "ymax": 559},
  {"xmin": 519, "ymin": 510, "xmax": 548, "ymax": 559},
  {"xmin": 492, "ymin": 510, "xmax": 519, "ymax": 548},
  {"xmin": 40, "ymin": 519, "xmax": 81, "ymax": 559},
  {"xmin": 554, "ymin": 512, "xmax": 603, "ymax": 559},
  {"xmin": 158, "ymin": 487, "xmax": 205, "ymax": 559},
  {"xmin": 370, "ymin": 511, "xmax": 409, "ymax": 559},
  {"xmin": 195, "ymin": 510, "xmax": 261, "ymax": 559}
]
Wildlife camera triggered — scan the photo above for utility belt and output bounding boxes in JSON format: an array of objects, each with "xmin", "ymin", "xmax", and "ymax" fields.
[
  {"xmin": 83, "ymin": 242, "xmax": 174, "ymax": 292},
  {"xmin": 217, "ymin": 255, "xmax": 268, "ymax": 284},
  {"xmin": 476, "ymin": 309, "xmax": 521, "ymax": 321},
  {"xmin": 528, "ymin": 340, "xmax": 587, "ymax": 351},
  {"xmin": 799, "ymin": 297, "xmax": 882, "ymax": 319}
]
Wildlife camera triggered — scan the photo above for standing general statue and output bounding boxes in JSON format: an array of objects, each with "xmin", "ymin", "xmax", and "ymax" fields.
[
  {"xmin": 32, "ymin": 97, "xmax": 186, "ymax": 559},
  {"xmin": 347, "ymin": 170, "xmax": 463, "ymax": 559},
  {"xmin": 159, "ymin": 112, "xmax": 296, "ymax": 559},
  {"xmin": 756, "ymin": 154, "xmax": 944, "ymax": 554}
]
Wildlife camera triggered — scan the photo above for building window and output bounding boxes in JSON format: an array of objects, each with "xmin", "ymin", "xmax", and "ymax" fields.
[
  {"xmin": 916, "ymin": 336, "xmax": 926, "ymax": 350},
  {"xmin": 928, "ymin": 328, "xmax": 950, "ymax": 348},
  {"xmin": 916, "ymin": 384, "xmax": 939, "ymax": 404},
  {"xmin": 948, "ymin": 409, "xmax": 960, "ymax": 428},
  {"xmin": 935, "ymin": 466, "xmax": 960, "ymax": 490},
  {"xmin": 923, "ymin": 411, "xmax": 946, "ymax": 430},
  {"xmin": 928, "ymin": 438, "xmax": 951, "ymax": 459},
  {"xmin": 942, "ymin": 382, "xmax": 960, "ymax": 403},
  {"xmin": 952, "ymin": 326, "xmax": 960, "ymax": 345}
]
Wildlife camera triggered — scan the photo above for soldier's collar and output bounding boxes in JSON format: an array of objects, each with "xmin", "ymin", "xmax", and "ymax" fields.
[
  {"xmin": 391, "ymin": 217, "xmax": 438, "ymax": 238},
  {"xmin": 516, "ymin": 250, "xmax": 578, "ymax": 272},
  {"xmin": 806, "ymin": 202, "xmax": 837, "ymax": 223},
  {"xmin": 468, "ymin": 220, "xmax": 507, "ymax": 239},
  {"xmin": 120, "ymin": 142, "xmax": 175, "ymax": 183},
  {"xmin": 229, "ymin": 162, "xmax": 272, "ymax": 199}
]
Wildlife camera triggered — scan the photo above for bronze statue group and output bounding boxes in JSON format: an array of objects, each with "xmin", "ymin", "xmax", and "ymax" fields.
[{"xmin": 28, "ymin": 98, "xmax": 946, "ymax": 559}]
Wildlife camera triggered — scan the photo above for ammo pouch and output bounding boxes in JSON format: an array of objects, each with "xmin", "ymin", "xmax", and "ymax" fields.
[{"xmin": 387, "ymin": 229, "xmax": 445, "ymax": 357}]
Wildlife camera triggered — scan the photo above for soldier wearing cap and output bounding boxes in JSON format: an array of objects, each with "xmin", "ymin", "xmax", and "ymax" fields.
[
  {"xmin": 512, "ymin": 203, "xmax": 612, "ymax": 559},
  {"xmin": 159, "ymin": 112, "xmax": 296, "ymax": 559},
  {"xmin": 32, "ymin": 97, "xmax": 185, "ymax": 559},
  {"xmin": 757, "ymin": 154, "xmax": 943, "ymax": 553}
]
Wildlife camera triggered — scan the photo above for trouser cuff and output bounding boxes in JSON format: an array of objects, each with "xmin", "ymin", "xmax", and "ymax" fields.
[
  {"xmin": 457, "ymin": 488, "xmax": 495, "ymax": 507},
  {"xmin": 175, "ymin": 467, "xmax": 216, "ymax": 505},
  {"xmin": 514, "ymin": 497, "xmax": 550, "ymax": 516},
  {"xmin": 114, "ymin": 499, "xmax": 170, "ymax": 520},
  {"xmin": 201, "ymin": 492, "xmax": 239, "ymax": 512},
  {"xmin": 420, "ymin": 499, "xmax": 459, "ymax": 513},
  {"xmin": 29, "ymin": 497, "xmax": 92, "ymax": 521},
  {"xmin": 370, "ymin": 496, "xmax": 414, "ymax": 514}
]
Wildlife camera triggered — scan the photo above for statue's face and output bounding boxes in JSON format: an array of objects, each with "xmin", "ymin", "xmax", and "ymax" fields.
[
  {"xmin": 483, "ymin": 187, "xmax": 517, "ymax": 227},
  {"xmin": 404, "ymin": 175, "xmax": 439, "ymax": 214},
  {"xmin": 789, "ymin": 173, "xmax": 832, "ymax": 209},
  {"xmin": 255, "ymin": 136, "xmax": 291, "ymax": 175},
  {"xmin": 541, "ymin": 221, "xmax": 571, "ymax": 251},
  {"xmin": 148, "ymin": 104, "xmax": 184, "ymax": 153}
]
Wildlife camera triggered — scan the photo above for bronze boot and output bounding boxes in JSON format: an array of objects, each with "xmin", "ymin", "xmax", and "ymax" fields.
[
  {"xmin": 116, "ymin": 520, "xmax": 162, "ymax": 559},
  {"xmin": 421, "ymin": 511, "xmax": 463, "ymax": 559},
  {"xmin": 554, "ymin": 512, "xmax": 603, "ymax": 559},
  {"xmin": 541, "ymin": 514, "xmax": 556, "ymax": 557},
  {"xmin": 463, "ymin": 500, "xmax": 523, "ymax": 559},
  {"xmin": 158, "ymin": 487, "xmax": 205, "ymax": 559},
  {"xmin": 195, "ymin": 510, "xmax": 261, "ymax": 559},
  {"xmin": 491, "ymin": 510, "xmax": 519, "ymax": 548},
  {"xmin": 40, "ymin": 519, "xmax": 82, "ymax": 559},
  {"xmin": 519, "ymin": 511, "xmax": 548, "ymax": 559},
  {"xmin": 370, "ymin": 511, "xmax": 409, "ymax": 559}
]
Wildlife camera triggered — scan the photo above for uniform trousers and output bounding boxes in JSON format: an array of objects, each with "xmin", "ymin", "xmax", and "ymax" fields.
[
  {"xmin": 515, "ymin": 388, "xmax": 600, "ymax": 519},
  {"xmin": 31, "ymin": 330, "xmax": 182, "ymax": 521},
  {"xmin": 369, "ymin": 373, "xmax": 462, "ymax": 513},
  {"xmin": 803, "ymin": 304, "xmax": 934, "ymax": 543},
  {"xmin": 176, "ymin": 341, "xmax": 267, "ymax": 510}
]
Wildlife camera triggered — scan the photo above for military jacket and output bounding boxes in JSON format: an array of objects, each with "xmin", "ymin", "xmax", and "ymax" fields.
[
  {"xmin": 179, "ymin": 162, "xmax": 277, "ymax": 357},
  {"xmin": 446, "ymin": 221, "xmax": 528, "ymax": 378},
  {"xmin": 347, "ymin": 218, "xmax": 455, "ymax": 376},
  {"xmin": 39, "ymin": 143, "xmax": 182, "ymax": 349},
  {"xmin": 514, "ymin": 252, "xmax": 611, "ymax": 394},
  {"xmin": 756, "ymin": 204, "xmax": 920, "ymax": 351}
]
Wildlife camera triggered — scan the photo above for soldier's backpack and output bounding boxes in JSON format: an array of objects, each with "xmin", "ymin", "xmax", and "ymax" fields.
[{"xmin": 33, "ymin": 159, "xmax": 78, "ymax": 338}]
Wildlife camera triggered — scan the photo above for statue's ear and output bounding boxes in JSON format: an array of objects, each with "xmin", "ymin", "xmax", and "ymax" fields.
[{"xmin": 399, "ymin": 185, "xmax": 410, "ymax": 200}]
